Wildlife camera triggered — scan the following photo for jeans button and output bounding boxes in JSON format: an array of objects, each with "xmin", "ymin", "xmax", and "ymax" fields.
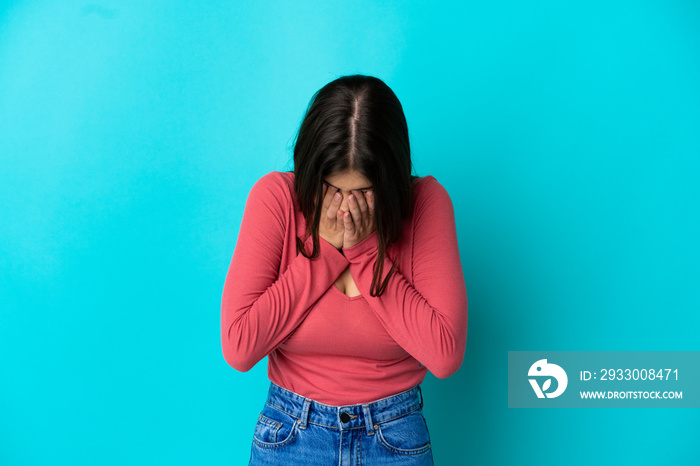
[{"xmin": 340, "ymin": 412, "xmax": 350, "ymax": 423}]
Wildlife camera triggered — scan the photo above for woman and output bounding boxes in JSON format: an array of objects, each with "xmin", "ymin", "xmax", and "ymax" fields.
[{"xmin": 221, "ymin": 74, "xmax": 468, "ymax": 465}]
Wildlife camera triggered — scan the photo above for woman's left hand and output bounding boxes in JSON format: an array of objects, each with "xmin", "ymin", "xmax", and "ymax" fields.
[{"xmin": 342, "ymin": 190, "xmax": 376, "ymax": 249}]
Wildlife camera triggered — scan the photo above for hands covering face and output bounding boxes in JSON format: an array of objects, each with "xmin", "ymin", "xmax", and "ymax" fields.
[{"xmin": 318, "ymin": 183, "xmax": 376, "ymax": 250}]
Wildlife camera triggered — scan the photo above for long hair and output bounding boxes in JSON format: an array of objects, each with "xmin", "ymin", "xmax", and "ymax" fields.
[{"xmin": 292, "ymin": 74, "xmax": 415, "ymax": 297}]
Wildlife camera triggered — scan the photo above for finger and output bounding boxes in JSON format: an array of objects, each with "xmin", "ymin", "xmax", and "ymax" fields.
[
  {"xmin": 336, "ymin": 209, "xmax": 345, "ymax": 227},
  {"xmin": 352, "ymin": 190, "xmax": 369, "ymax": 218},
  {"xmin": 347, "ymin": 193, "xmax": 363, "ymax": 226},
  {"xmin": 326, "ymin": 190, "xmax": 342, "ymax": 220},
  {"xmin": 322, "ymin": 185, "xmax": 337, "ymax": 211},
  {"xmin": 343, "ymin": 210, "xmax": 354, "ymax": 232},
  {"xmin": 366, "ymin": 190, "xmax": 375, "ymax": 215}
]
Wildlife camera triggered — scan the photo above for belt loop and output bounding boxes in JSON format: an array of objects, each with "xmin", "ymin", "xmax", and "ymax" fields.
[
  {"xmin": 299, "ymin": 398, "xmax": 312, "ymax": 429},
  {"xmin": 417, "ymin": 385, "xmax": 424, "ymax": 409},
  {"xmin": 361, "ymin": 404, "xmax": 374, "ymax": 435}
]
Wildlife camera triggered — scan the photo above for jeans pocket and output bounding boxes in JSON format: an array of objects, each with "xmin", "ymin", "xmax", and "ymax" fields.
[
  {"xmin": 252, "ymin": 403, "xmax": 299, "ymax": 449},
  {"xmin": 375, "ymin": 409, "xmax": 432, "ymax": 455}
]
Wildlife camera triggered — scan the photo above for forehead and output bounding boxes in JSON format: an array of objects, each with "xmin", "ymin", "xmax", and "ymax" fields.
[{"xmin": 323, "ymin": 170, "xmax": 373, "ymax": 191}]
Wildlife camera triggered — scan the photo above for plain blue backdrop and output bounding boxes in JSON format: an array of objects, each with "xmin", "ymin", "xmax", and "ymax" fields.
[{"xmin": 1, "ymin": 1, "xmax": 699, "ymax": 465}]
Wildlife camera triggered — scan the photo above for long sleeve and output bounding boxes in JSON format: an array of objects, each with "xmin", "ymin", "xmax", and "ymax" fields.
[
  {"xmin": 342, "ymin": 177, "xmax": 468, "ymax": 379},
  {"xmin": 221, "ymin": 172, "xmax": 350, "ymax": 372}
]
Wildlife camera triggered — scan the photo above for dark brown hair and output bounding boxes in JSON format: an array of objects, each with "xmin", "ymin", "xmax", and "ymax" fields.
[{"xmin": 292, "ymin": 74, "xmax": 415, "ymax": 297}]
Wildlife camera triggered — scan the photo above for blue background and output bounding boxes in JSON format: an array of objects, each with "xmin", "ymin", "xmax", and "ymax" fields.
[{"xmin": 1, "ymin": 1, "xmax": 698, "ymax": 464}]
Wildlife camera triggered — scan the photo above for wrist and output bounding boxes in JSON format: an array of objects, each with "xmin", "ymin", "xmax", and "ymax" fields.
[
  {"xmin": 319, "ymin": 232, "xmax": 342, "ymax": 250},
  {"xmin": 342, "ymin": 230, "xmax": 378, "ymax": 254}
]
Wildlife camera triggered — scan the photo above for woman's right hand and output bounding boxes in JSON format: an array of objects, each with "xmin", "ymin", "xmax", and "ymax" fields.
[{"xmin": 318, "ymin": 184, "xmax": 345, "ymax": 250}]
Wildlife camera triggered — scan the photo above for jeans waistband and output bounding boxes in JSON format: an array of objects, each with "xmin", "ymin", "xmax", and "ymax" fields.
[{"xmin": 264, "ymin": 382, "xmax": 424, "ymax": 435}]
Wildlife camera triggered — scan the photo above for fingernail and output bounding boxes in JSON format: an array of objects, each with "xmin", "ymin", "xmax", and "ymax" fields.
[
  {"xmin": 334, "ymin": 193, "xmax": 341, "ymax": 201},
  {"xmin": 349, "ymin": 196, "xmax": 355, "ymax": 203}
]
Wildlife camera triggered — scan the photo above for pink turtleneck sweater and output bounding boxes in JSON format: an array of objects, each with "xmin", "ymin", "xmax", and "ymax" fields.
[{"xmin": 221, "ymin": 171, "xmax": 467, "ymax": 405}]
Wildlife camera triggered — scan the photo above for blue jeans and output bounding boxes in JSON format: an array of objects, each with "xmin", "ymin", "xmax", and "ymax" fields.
[{"xmin": 249, "ymin": 381, "xmax": 434, "ymax": 465}]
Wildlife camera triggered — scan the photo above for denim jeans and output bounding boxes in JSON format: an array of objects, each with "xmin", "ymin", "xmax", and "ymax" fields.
[{"xmin": 249, "ymin": 381, "xmax": 434, "ymax": 465}]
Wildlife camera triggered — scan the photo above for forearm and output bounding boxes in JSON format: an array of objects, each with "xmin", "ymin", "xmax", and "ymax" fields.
[
  {"xmin": 344, "ymin": 231, "xmax": 468, "ymax": 378},
  {"xmin": 222, "ymin": 235, "xmax": 349, "ymax": 371}
]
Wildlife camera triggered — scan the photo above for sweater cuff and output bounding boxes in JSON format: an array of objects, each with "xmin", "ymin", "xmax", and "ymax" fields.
[
  {"xmin": 342, "ymin": 230, "xmax": 379, "ymax": 262},
  {"xmin": 304, "ymin": 234, "xmax": 349, "ymax": 268}
]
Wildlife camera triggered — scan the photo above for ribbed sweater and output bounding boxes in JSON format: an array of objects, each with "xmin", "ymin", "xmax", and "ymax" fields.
[{"xmin": 221, "ymin": 171, "xmax": 468, "ymax": 405}]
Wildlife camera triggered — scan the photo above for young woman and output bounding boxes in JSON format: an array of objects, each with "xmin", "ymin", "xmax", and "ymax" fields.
[{"xmin": 221, "ymin": 74, "xmax": 468, "ymax": 465}]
